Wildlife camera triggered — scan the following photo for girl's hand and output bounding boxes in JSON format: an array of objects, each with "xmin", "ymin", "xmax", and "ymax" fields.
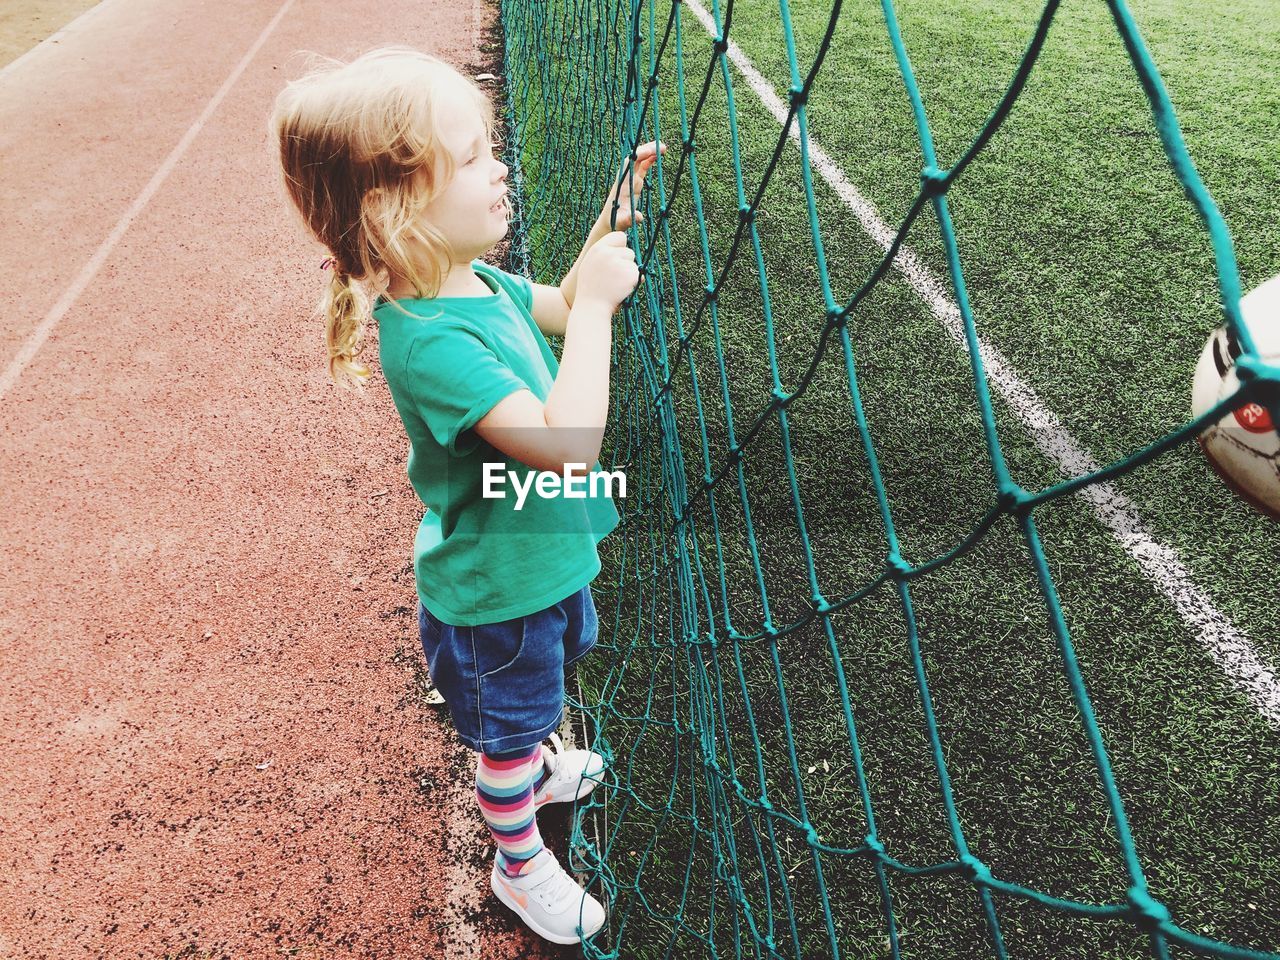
[
  {"xmin": 575, "ymin": 232, "xmax": 639, "ymax": 313},
  {"xmin": 605, "ymin": 141, "xmax": 667, "ymax": 230}
]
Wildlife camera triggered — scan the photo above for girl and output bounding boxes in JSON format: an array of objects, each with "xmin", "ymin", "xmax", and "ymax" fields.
[{"xmin": 269, "ymin": 46, "xmax": 663, "ymax": 945}]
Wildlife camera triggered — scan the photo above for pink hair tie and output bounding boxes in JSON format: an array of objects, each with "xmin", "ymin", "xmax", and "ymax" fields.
[{"xmin": 320, "ymin": 256, "xmax": 336, "ymax": 271}]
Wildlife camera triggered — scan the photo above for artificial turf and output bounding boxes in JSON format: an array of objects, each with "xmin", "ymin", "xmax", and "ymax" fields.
[{"xmin": 498, "ymin": 0, "xmax": 1280, "ymax": 955}]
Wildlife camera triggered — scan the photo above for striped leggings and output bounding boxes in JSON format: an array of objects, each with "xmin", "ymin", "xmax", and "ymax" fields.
[{"xmin": 475, "ymin": 745, "xmax": 548, "ymax": 878}]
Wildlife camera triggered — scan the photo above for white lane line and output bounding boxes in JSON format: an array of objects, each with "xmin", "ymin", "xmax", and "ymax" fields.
[
  {"xmin": 0, "ymin": 0, "xmax": 298, "ymax": 403},
  {"xmin": 0, "ymin": 0, "xmax": 123, "ymax": 84},
  {"xmin": 441, "ymin": 744, "xmax": 483, "ymax": 960},
  {"xmin": 683, "ymin": 0, "xmax": 1280, "ymax": 726}
]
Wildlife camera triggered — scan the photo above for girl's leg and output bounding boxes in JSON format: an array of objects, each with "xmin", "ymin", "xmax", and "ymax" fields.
[{"xmin": 476, "ymin": 745, "xmax": 551, "ymax": 878}]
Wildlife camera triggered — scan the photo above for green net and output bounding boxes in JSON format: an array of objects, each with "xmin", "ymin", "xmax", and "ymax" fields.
[{"xmin": 495, "ymin": 0, "xmax": 1280, "ymax": 956}]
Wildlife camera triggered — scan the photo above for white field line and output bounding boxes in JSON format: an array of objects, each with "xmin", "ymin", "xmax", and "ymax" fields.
[
  {"xmin": 442, "ymin": 745, "xmax": 483, "ymax": 960},
  {"xmin": 683, "ymin": 0, "xmax": 1280, "ymax": 726},
  {"xmin": 0, "ymin": 0, "xmax": 298, "ymax": 403}
]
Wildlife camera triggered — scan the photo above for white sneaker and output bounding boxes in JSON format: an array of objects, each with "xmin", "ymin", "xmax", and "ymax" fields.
[
  {"xmin": 490, "ymin": 850, "xmax": 606, "ymax": 944},
  {"xmin": 531, "ymin": 732, "xmax": 606, "ymax": 808}
]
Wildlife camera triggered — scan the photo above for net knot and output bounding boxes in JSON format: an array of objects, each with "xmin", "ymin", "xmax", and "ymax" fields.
[
  {"xmin": 805, "ymin": 825, "xmax": 821, "ymax": 846},
  {"xmin": 886, "ymin": 553, "xmax": 913, "ymax": 579},
  {"xmin": 1126, "ymin": 887, "xmax": 1171, "ymax": 931},
  {"xmin": 758, "ymin": 796, "xmax": 773, "ymax": 811},
  {"xmin": 712, "ymin": 35, "xmax": 729, "ymax": 55},
  {"xmin": 920, "ymin": 165, "xmax": 951, "ymax": 198},
  {"xmin": 770, "ymin": 386, "xmax": 792, "ymax": 408},
  {"xmin": 959, "ymin": 854, "xmax": 992, "ymax": 886},
  {"xmin": 863, "ymin": 834, "xmax": 885, "ymax": 856},
  {"xmin": 728, "ymin": 444, "xmax": 743, "ymax": 463},
  {"xmin": 788, "ymin": 85, "xmax": 808, "ymax": 108},
  {"xmin": 813, "ymin": 594, "xmax": 832, "ymax": 614},
  {"xmin": 738, "ymin": 204, "xmax": 755, "ymax": 224},
  {"xmin": 682, "ymin": 136, "xmax": 696, "ymax": 154},
  {"xmin": 997, "ymin": 482, "xmax": 1032, "ymax": 515}
]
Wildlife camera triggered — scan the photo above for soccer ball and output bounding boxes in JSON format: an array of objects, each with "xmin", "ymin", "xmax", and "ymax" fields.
[{"xmin": 1190, "ymin": 274, "xmax": 1280, "ymax": 520}]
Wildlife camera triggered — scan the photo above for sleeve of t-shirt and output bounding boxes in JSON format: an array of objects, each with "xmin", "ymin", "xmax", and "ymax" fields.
[
  {"xmin": 403, "ymin": 325, "xmax": 528, "ymax": 457},
  {"xmin": 506, "ymin": 270, "xmax": 534, "ymax": 313}
]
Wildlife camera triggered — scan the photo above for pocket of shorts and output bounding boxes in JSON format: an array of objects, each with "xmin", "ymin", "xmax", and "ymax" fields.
[{"xmin": 472, "ymin": 617, "xmax": 527, "ymax": 679}]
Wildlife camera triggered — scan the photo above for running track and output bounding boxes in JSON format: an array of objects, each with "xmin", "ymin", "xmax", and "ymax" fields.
[{"xmin": 0, "ymin": 1, "xmax": 570, "ymax": 955}]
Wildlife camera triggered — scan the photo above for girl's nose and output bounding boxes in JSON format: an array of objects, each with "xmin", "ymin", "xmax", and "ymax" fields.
[{"xmin": 496, "ymin": 160, "xmax": 509, "ymax": 180}]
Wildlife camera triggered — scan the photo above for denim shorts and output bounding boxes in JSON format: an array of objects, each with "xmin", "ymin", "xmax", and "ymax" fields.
[{"xmin": 417, "ymin": 584, "xmax": 598, "ymax": 754}]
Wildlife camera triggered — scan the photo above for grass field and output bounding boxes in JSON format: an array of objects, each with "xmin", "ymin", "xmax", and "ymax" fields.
[{"xmin": 501, "ymin": 0, "xmax": 1280, "ymax": 956}]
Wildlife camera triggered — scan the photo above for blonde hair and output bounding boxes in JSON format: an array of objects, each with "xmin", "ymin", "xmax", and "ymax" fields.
[{"xmin": 268, "ymin": 46, "xmax": 495, "ymax": 390}]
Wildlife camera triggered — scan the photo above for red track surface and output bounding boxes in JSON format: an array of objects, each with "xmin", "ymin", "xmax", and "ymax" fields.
[{"xmin": 0, "ymin": 1, "xmax": 575, "ymax": 955}]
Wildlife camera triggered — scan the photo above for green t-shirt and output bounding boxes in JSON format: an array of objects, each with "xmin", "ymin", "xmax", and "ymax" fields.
[{"xmin": 375, "ymin": 260, "xmax": 620, "ymax": 626}]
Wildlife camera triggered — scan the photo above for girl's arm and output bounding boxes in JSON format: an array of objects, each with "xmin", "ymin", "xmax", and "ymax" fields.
[
  {"xmin": 555, "ymin": 210, "xmax": 614, "ymax": 314},
  {"xmin": 476, "ymin": 233, "xmax": 639, "ymax": 476},
  {"xmin": 528, "ymin": 212, "xmax": 610, "ymax": 338},
  {"xmin": 530, "ymin": 141, "xmax": 666, "ymax": 337}
]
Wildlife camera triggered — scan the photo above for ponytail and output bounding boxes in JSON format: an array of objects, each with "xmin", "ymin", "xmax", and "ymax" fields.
[
  {"xmin": 269, "ymin": 48, "xmax": 497, "ymax": 393},
  {"xmin": 320, "ymin": 264, "xmax": 372, "ymax": 392}
]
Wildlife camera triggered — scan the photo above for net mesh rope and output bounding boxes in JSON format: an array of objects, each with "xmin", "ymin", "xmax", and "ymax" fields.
[{"xmin": 495, "ymin": 0, "xmax": 1280, "ymax": 956}]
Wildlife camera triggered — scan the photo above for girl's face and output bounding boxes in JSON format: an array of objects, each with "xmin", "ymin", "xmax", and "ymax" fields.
[{"xmin": 422, "ymin": 98, "xmax": 509, "ymax": 266}]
